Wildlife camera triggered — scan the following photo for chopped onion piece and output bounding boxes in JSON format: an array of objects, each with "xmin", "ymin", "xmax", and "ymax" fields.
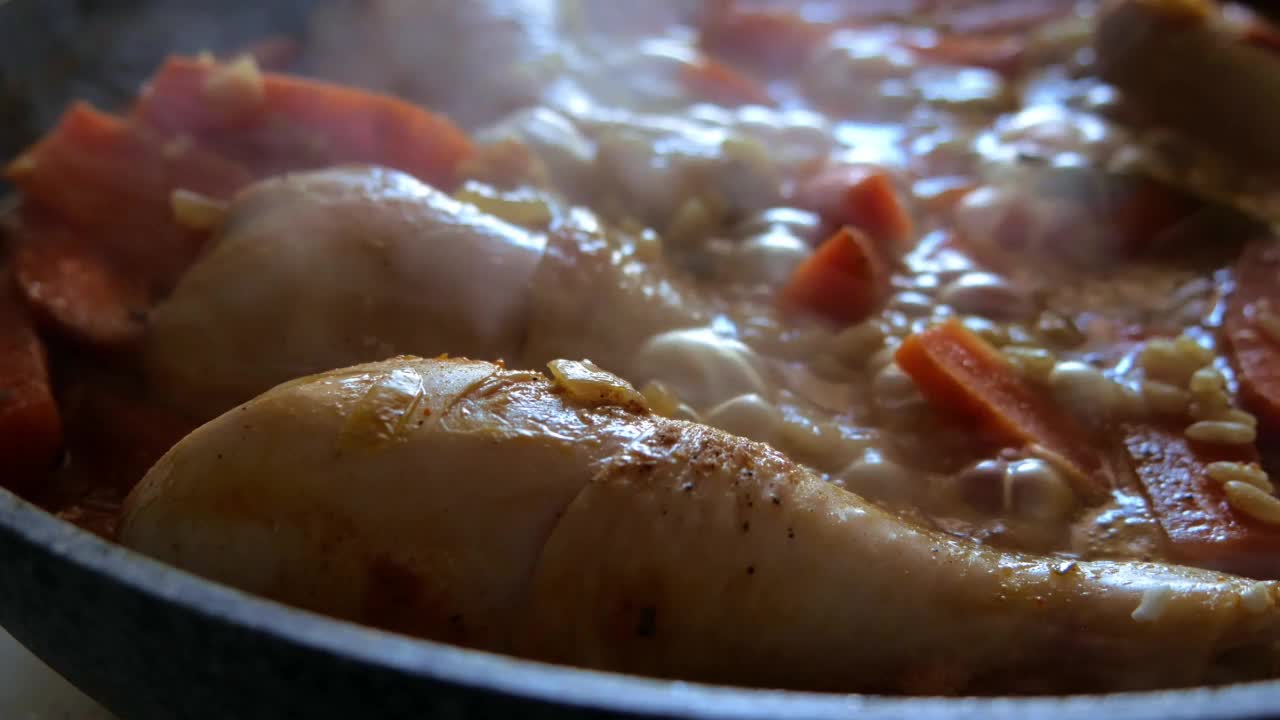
[
  {"xmin": 170, "ymin": 189, "xmax": 228, "ymax": 231},
  {"xmin": 548, "ymin": 359, "xmax": 648, "ymax": 410},
  {"xmin": 203, "ymin": 55, "xmax": 265, "ymax": 116}
]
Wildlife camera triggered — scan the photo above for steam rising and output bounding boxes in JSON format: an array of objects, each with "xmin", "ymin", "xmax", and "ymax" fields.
[{"xmin": 0, "ymin": 0, "xmax": 317, "ymax": 166}]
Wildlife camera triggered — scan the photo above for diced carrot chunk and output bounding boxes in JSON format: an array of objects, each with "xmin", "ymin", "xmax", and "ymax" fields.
[
  {"xmin": 11, "ymin": 213, "xmax": 150, "ymax": 349},
  {"xmin": 780, "ymin": 226, "xmax": 889, "ymax": 325},
  {"xmin": 895, "ymin": 319, "xmax": 1108, "ymax": 503},
  {"xmin": 4, "ymin": 102, "xmax": 249, "ymax": 287},
  {"xmin": 796, "ymin": 165, "xmax": 914, "ymax": 252}
]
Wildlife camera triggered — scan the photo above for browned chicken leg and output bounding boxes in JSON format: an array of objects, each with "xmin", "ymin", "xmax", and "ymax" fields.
[
  {"xmin": 120, "ymin": 356, "xmax": 1280, "ymax": 694},
  {"xmin": 145, "ymin": 166, "xmax": 707, "ymax": 420}
]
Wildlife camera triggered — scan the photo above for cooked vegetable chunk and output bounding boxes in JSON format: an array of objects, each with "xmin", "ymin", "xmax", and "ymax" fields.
[{"xmin": 896, "ymin": 319, "xmax": 1108, "ymax": 503}]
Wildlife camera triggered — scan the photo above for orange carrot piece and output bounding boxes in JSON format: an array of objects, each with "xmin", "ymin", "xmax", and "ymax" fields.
[
  {"xmin": 0, "ymin": 274, "xmax": 62, "ymax": 490},
  {"xmin": 133, "ymin": 55, "xmax": 474, "ymax": 190},
  {"xmin": 4, "ymin": 102, "xmax": 250, "ymax": 286},
  {"xmin": 680, "ymin": 55, "xmax": 773, "ymax": 107},
  {"xmin": 5, "ymin": 102, "xmax": 249, "ymax": 225},
  {"xmin": 796, "ymin": 165, "xmax": 914, "ymax": 253},
  {"xmin": 780, "ymin": 226, "xmax": 889, "ymax": 325},
  {"xmin": 1225, "ymin": 240, "xmax": 1280, "ymax": 433},
  {"xmin": 895, "ymin": 319, "xmax": 1108, "ymax": 503},
  {"xmin": 12, "ymin": 213, "xmax": 150, "ymax": 349},
  {"xmin": 1123, "ymin": 423, "xmax": 1280, "ymax": 579}
]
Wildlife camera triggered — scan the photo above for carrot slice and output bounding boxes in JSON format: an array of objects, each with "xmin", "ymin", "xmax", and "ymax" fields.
[
  {"xmin": 4, "ymin": 102, "xmax": 249, "ymax": 286},
  {"xmin": 895, "ymin": 319, "xmax": 1108, "ymax": 503},
  {"xmin": 795, "ymin": 165, "xmax": 914, "ymax": 253},
  {"xmin": 0, "ymin": 274, "xmax": 62, "ymax": 490},
  {"xmin": 780, "ymin": 226, "xmax": 889, "ymax": 325},
  {"xmin": 5, "ymin": 102, "xmax": 249, "ymax": 225},
  {"xmin": 133, "ymin": 55, "xmax": 474, "ymax": 189},
  {"xmin": 1225, "ymin": 240, "xmax": 1280, "ymax": 433},
  {"xmin": 11, "ymin": 213, "xmax": 150, "ymax": 349},
  {"xmin": 1123, "ymin": 423, "xmax": 1280, "ymax": 579}
]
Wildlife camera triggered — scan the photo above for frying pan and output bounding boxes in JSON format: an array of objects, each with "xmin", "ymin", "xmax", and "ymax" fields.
[{"xmin": 2, "ymin": 1, "xmax": 1280, "ymax": 717}]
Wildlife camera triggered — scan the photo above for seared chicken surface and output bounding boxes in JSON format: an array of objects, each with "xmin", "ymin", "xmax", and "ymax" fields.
[
  {"xmin": 121, "ymin": 356, "xmax": 1280, "ymax": 694},
  {"xmin": 147, "ymin": 167, "xmax": 707, "ymax": 421}
]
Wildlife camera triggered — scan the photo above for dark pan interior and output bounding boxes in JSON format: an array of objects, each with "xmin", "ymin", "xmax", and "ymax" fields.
[
  {"xmin": 2, "ymin": 1, "xmax": 1280, "ymax": 717},
  {"xmin": 5, "ymin": 488, "xmax": 1280, "ymax": 720}
]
